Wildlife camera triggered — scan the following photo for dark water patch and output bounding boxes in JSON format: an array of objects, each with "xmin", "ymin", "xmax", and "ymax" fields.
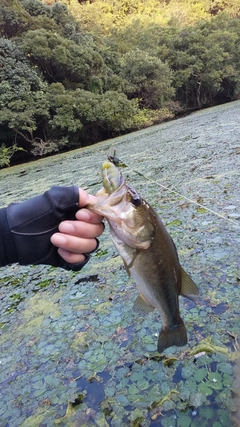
[
  {"xmin": 172, "ymin": 364, "xmax": 183, "ymax": 384},
  {"xmin": 212, "ymin": 302, "xmax": 229, "ymax": 315},
  {"xmin": 119, "ymin": 324, "xmax": 136, "ymax": 348},
  {"xmin": 87, "ymin": 180, "xmax": 101, "ymax": 188},
  {"xmin": 74, "ymin": 370, "xmax": 111, "ymax": 410},
  {"xmin": 75, "ymin": 274, "xmax": 100, "ymax": 285}
]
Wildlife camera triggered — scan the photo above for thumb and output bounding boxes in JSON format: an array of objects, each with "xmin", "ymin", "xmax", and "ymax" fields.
[{"xmin": 78, "ymin": 189, "xmax": 97, "ymax": 208}]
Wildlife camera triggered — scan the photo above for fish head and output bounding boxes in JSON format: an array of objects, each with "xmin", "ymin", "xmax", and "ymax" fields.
[{"xmin": 88, "ymin": 161, "xmax": 155, "ymax": 249}]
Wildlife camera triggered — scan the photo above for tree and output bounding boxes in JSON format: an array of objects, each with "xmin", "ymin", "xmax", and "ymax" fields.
[
  {"xmin": 47, "ymin": 83, "xmax": 141, "ymax": 145},
  {"xmin": 0, "ymin": 38, "xmax": 50, "ymax": 153},
  {"xmin": 20, "ymin": 29, "xmax": 106, "ymax": 91},
  {"xmin": 120, "ymin": 49, "xmax": 174, "ymax": 109},
  {"xmin": 0, "ymin": 0, "xmax": 31, "ymax": 38},
  {"xmin": 19, "ymin": 0, "xmax": 52, "ymax": 17},
  {"xmin": 165, "ymin": 15, "xmax": 240, "ymax": 107}
]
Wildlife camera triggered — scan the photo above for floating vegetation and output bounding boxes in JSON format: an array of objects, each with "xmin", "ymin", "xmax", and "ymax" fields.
[
  {"xmin": 195, "ymin": 207, "xmax": 208, "ymax": 214},
  {"xmin": 166, "ymin": 219, "xmax": 182, "ymax": 227},
  {"xmin": 189, "ymin": 337, "xmax": 230, "ymax": 357},
  {"xmin": 0, "ymin": 101, "xmax": 240, "ymax": 426}
]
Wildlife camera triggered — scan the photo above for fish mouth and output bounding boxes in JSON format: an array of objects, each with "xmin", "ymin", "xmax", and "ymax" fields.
[
  {"xmin": 100, "ymin": 160, "xmax": 142, "ymax": 208},
  {"xmin": 91, "ymin": 160, "xmax": 129, "ymax": 213},
  {"xmin": 88, "ymin": 159, "xmax": 153, "ymax": 249},
  {"xmin": 95, "ymin": 180, "xmax": 127, "ymax": 210},
  {"xmin": 92, "ymin": 183, "xmax": 153, "ymax": 249}
]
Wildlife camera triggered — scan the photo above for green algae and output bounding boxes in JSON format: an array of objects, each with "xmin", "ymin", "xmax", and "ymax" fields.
[
  {"xmin": 189, "ymin": 338, "xmax": 230, "ymax": 357},
  {"xmin": 19, "ymin": 407, "xmax": 55, "ymax": 427},
  {"xmin": 22, "ymin": 293, "xmax": 62, "ymax": 321}
]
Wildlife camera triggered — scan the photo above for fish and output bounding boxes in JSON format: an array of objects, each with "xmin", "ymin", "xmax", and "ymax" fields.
[{"xmin": 88, "ymin": 160, "xmax": 199, "ymax": 353}]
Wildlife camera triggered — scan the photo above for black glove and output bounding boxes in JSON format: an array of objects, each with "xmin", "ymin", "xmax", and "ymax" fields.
[{"xmin": 0, "ymin": 186, "xmax": 94, "ymax": 271}]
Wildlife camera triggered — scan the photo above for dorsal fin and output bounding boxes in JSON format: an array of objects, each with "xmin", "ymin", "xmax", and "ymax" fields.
[{"xmin": 180, "ymin": 267, "xmax": 200, "ymax": 304}]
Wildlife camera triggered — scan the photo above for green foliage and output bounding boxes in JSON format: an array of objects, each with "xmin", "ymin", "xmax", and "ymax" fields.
[
  {"xmin": 167, "ymin": 14, "xmax": 240, "ymax": 107},
  {"xmin": 75, "ymin": 0, "xmax": 210, "ymax": 35},
  {"xmin": 1, "ymin": 0, "xmax": 240, "ymax": 167},
  {"xmin": 0, "ymin": 38, "xmax": 43, "ymax": 89},
  {"xmin": 19, "ymin": 0, "xmax": 52, "ymax": 17},
  {"xmin": 119, "ymin": 49, "xmax": 174, "ymax": 109},
  {"xmin": 0, "ymin": 144, "xmax": 25, "ymax": 167},
  {"xmin": 47, "ymin": 84, "xmax": 140, "ymax": 142},
  {"xmin": 0, "ymin": 79, "xmax": 48, "ymax": 132},
  {"xmin": 0, "ymin": 0, "xmax": 30, "ymax": 38},
  {"xmin": 19, "ymin": 29, "xmax": 106, "ymax": 89},
  {"xmin": 108, "ymin": 12, "xmax": 240, "ymax": 108},
  {"xmin": 0, "ymin": 38, "xmax": 50, "ymax": 149}
]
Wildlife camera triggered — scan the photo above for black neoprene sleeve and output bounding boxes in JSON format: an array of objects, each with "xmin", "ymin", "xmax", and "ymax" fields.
[{"xmin": 0, "ymin": 186, "xmax": 91, "ymax": 270}]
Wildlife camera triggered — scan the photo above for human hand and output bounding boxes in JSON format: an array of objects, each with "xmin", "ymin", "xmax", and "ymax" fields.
[
  {"xmin": 5, "ymin": 185, "xmax": 104, "ymax": 271},
  {"xmin": 50, "ymin": 189, "xmax": 104, "ymax": 265}
]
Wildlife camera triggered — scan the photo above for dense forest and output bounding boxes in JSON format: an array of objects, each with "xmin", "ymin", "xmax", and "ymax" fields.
[{"xmin": 0, "ymin": 0, "xmax": 240, "ymax": 167}]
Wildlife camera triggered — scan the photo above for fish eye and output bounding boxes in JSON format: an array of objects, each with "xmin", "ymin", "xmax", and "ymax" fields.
[{"xmin": 131, "ymin": 197, "xmax": 141, "ymax": 207}]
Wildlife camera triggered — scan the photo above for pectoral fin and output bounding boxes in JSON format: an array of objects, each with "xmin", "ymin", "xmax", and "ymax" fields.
[
  {"xmin": 180, "ymin": 267, "xmax": 200, "ymax": 303},
  {"xmin": 133, "ymin": 293, "xmax": 156, "ymax": 314},
  {"xmin": 123, "ymin": 259, "xmax": 131, "ymax": 277},
  {"xmin": 122, "ymin": 249, "xmax": 140, "ymax": 276}
]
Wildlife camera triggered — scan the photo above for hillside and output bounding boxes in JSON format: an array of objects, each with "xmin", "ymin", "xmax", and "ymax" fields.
[{"xmin": 0, "ymin": 0, "xmax": 240, "ymax": 166}]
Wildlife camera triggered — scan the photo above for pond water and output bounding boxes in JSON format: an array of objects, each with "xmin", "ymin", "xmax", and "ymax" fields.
[{"xmin": 0, "ymin": 101, "xmax": 240, "ymax": 426}]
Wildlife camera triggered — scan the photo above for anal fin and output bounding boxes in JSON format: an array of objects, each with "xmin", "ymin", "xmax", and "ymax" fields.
[{"xmin": 180, "ymin": 267, "xmax": 200, "ymax": 304}]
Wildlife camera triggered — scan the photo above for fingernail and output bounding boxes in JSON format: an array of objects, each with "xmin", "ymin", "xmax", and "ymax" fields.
[
  {"xmin": 76, "ymin": 209, "xmax": 91, "ymax": 221},
  {"xmin": 59, "ymin": 222, "xmax": 75, "ymax": 233},
  {"xmin": 52, "ymin": 234, "xmax": 67, "ymax": 247}
]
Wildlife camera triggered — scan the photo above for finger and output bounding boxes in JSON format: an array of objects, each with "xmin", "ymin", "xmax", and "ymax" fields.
[
  {"xmin": 57, "ymin": 248, "xmax": 86, "ymax": 265},
  {"xmin": 51, "ymin": 233, "xmax": 98, "ymax": 254},
  {"xmin": 75, "ymin": 208, "xmax": 104, "ymax": 224},
  {"xmin": 58, "ymin": 220, "xmax": 104, "ymax": 238},
  {"xmin": 78, "ymin": 189, "xmax": 98, "ymax": 208}
]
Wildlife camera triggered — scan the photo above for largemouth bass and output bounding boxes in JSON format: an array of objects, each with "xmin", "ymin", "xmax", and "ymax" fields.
[{"xmin": 88, "ymin": 160, "xmax": 199, "ymax": 353}]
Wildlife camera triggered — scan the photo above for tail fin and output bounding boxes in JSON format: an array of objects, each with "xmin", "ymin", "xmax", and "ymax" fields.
[{"xmin": 157, "ymin": 321, "xmax": 187, "ymax": 353}]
